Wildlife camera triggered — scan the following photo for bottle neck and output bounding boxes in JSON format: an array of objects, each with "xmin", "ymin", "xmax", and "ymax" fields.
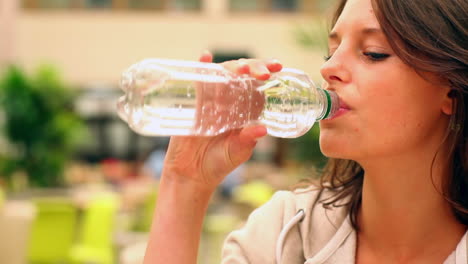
[{"xmin": 317, "ymin": 89, "xmax": 340, "ymax": 120}]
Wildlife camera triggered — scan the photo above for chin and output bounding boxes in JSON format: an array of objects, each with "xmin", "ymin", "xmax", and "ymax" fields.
[{"xmin": 319, "ymin": 135, "xmax": 354, "ymax": 160}]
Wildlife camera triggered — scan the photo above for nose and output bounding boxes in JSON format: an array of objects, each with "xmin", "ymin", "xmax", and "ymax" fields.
[{"xmin": 320, "ymin": 49, "xmax": 351, "ymax": 86}]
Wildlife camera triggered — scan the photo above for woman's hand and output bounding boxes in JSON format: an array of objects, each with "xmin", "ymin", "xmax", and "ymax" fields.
[
  {"xmin": 162, "ymin": 51, "xmax": 283, "ymax": 192},
  {"xmin": 145, "ymin": 51, "xmax": 282, "ymax": 264}
]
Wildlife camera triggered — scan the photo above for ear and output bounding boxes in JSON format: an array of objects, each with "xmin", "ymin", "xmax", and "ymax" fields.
[{"xmin": 441, "ymin": 88, "xmax": 455, "ymax": 115}]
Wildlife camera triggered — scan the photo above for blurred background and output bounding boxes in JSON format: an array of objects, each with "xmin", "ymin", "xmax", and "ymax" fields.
[{"xmin": 0, "ymin": 0, "xmax": 337, "ymax": 263}]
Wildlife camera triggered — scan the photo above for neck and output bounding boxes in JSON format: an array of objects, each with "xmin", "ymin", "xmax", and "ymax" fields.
[{"xmin": 356, "ymin": 149, "xmax": 466, "ymax": 262}]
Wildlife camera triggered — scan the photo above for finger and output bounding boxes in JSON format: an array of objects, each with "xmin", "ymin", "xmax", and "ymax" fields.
[
  {"xmin": 264, "ymin": 58, "xmax": 283, "ymax": 72},
  {"xmin": 248, "ymin": 61, "xmax": 271, "ymax": 80},
  {"xmin": 239, "ymin": 125, "xmax": 268, "ymax": 144},
  {"xmin": 222, "ymin": 59, "xmax": 250, "ymax": 75},
  {"xmin": 235, "ymin": 125, "xmax": 267, "ymax": 156},
  {"xmin": 227, "ymin": 125, "xmax": 267, "ymax": 165},
  {"xmin": 199, "ymin": 50, "xmax": 213, "ymax": 62}
]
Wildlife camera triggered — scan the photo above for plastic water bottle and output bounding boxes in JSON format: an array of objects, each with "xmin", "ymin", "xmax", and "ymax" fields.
[{"xmin": 117, "ymin": 58, "xmax": 339, "ymax": 138}]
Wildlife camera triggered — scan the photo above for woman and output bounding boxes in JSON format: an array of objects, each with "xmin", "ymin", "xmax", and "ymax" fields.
[{"xmin": 144, "ymin": 0, "xmax": 468, "ymax": 263}]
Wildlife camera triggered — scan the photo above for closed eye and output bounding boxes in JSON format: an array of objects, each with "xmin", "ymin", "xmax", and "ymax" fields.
[{"xmin": 363, "ymin": 52, "xmax": 390, "ymax": 61}]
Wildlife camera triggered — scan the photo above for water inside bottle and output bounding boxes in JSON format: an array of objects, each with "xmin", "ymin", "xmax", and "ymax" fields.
[
  {"xmin": 260, "ymin": 78, "xmax": 317, "ymax": 138},
  {"xmin": 122, "ymin": 71, "xmax": 319, "ymax": 138},
  {"xmin": 127, "ymin": 76, "xmax": 260, "ymax": 136}
]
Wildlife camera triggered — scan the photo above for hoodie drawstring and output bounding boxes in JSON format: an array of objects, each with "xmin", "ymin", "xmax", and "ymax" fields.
[{"xmin": 276, "ymin": 209, "xmax": 306, "ymax": 264}]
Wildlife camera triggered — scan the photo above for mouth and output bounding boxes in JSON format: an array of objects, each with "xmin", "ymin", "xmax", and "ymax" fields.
[
  {"xmin": 326, "ymin": 94, "xmax": 351, "ymax": 120},
  {"xmin": 339, "ymin": 100, "xmax": 351, "ymax": 110},
  {"xmin": 320, "ymin": 83, "xmax": 352, "ymax": 120},
  {"xmin": 321, "ymin": 83, "xmax": 351, "ymax": 110}
]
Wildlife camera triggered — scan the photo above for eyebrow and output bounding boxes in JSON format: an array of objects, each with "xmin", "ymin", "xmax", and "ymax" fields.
[{"xmin": 329, "ymin": 27, "xmax": 382, "ymax": 40}]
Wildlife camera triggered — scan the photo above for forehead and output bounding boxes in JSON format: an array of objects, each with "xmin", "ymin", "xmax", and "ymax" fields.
[{"xmin": 334, "ymin": 0, "xmax": 380, "ymax": 30}]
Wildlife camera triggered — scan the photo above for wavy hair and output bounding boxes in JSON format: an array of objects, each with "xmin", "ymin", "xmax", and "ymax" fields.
[{"xmin": 319, "ymin": 0, "xmax": 468, "ymax": 230}]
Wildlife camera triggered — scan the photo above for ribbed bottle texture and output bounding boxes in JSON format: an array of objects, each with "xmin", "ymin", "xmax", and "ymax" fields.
[{"xmin": 117, "ymin": 58, "xmax": 339, "ymax": 138}]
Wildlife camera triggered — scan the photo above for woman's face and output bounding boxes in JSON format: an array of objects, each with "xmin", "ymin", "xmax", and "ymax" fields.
[{"xmin": 319, "ymin": 0, "xmax": 453, "ymax": 163}]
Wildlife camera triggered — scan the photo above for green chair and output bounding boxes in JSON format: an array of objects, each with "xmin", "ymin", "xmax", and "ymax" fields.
[
  {"xmin": 232, "ymin": 180, "xmax": 274, "ymax": 208},
  {"xmin": 69, "ymin": 193, "xmax": 119, "ymax": 264},
  {"xmin": 27, "ymin": 197, "xmax": 78, "ymax": 263}
]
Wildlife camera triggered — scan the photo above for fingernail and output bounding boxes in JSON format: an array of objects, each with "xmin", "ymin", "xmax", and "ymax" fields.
[
  {"xmin": 267, "ymin": 63, "xmax": 282, "ymax": 72},
  {"xmin": 257, "ymin": 72, "xmax": 271, "ymax": 80},
  {"xmin": 237, "ymin": 63, "xmax": 250, "ymax": 74}
]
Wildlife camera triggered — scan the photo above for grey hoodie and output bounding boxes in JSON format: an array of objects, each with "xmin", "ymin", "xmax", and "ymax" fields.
[{"xmin": 221, "ymin": 187, "xmax": 468, "ymax": 264}]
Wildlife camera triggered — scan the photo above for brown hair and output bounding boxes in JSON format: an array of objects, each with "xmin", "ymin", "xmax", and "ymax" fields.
[{"xmin": 319, "ymin": 0, "xmax": 468, "ymax": 230}]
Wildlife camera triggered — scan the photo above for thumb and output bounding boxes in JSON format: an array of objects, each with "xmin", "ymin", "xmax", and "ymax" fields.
[{"xmin": 226, "ymin": 125, "xmax": 267, "ymax": 166}]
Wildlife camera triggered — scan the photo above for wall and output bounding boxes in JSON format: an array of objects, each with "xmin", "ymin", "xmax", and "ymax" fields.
[{"xmin": 13, "ymin": 8, "xmax": 326, "ymax": 86}]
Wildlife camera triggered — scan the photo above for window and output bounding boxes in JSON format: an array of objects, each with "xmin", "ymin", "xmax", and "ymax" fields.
[
  {"xmin": 22, "ymin": 0, "xmax": 202, "ymax": 11},
  {"xmin": 22, "ymin": 0, "xmax": 73, "ymax": 9},
  {"xmin": 230, "ymin": 0, "xmax": 259, "ymax": 12},
  {"xmin": 128, "ymin": 0, "xmax": 164, "ymax": 10},
  {"xmin": 229, "ymin": 0, "xmax": 315, "ymax": 13},
  {"xmin": 86, "ymin": 0, "xmax": 112, "ymax": 8},
  {"xmin": 128, "ymin": 0, "xmax": 202, "ymax": 11},
  {"xmin": 272, "ymin": 0, "xmax": 298, "ymax": 11},
  {"xmin": 170, "ymin": 0, "xmax": 201, "ymax": 11},
  {"xmin": 212, "ymin": 51, "xmax": 252, "ymax": 63}
]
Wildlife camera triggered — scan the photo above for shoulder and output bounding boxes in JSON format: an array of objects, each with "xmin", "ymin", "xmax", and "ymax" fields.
[
  {"xmin": 262, "ymin": 186, "xmax": 350, "ymax": 258},
  {"xmin": 293, "ymin": 186, "xmax": 350, "ymax": 257},
  {"xmin": 222, "ymin": 185, "xmax": 349, "ymax": 263},
  {"xmin": 265, "ymin": 185, "xmax": 347, "ymax": 223},
  {"xmin": 261, "ymin": 186, "xmax": 325, "ymax": 219},
  {"xmin": 238, "ymin": 185, "xmax": 332, "ymax": 228},
  {"xmin": 221, "ymin": 187, "xmax": 320, "ymax": 263}
]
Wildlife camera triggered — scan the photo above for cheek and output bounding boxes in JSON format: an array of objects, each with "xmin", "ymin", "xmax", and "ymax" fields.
[
  {"xmin": 319, "ymin": 89, "xmax": 427, "ymax": 158},
  {"xmin": 359, "ymin": 90, "xmax": 428, "ymax": 147},
  {"xmin": 319, "ymin": 61, "xmax": 448, "ymax": 159},
  {"xmin": 319, "ymin": 111, "xmax": 420, "ymax": 159}
]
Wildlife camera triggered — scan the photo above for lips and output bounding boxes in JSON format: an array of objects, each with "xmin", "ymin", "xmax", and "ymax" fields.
[
  {"xmin": 322, "ymin": 84, "xmax": 350, "ymax": 110},
  {"xmin": 325, "ymin": 93, "xmax": 351, "ymax": 120},
  {"xmin": 339, "ymin": 100, "xmax": 351, "ymax": 110}
]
